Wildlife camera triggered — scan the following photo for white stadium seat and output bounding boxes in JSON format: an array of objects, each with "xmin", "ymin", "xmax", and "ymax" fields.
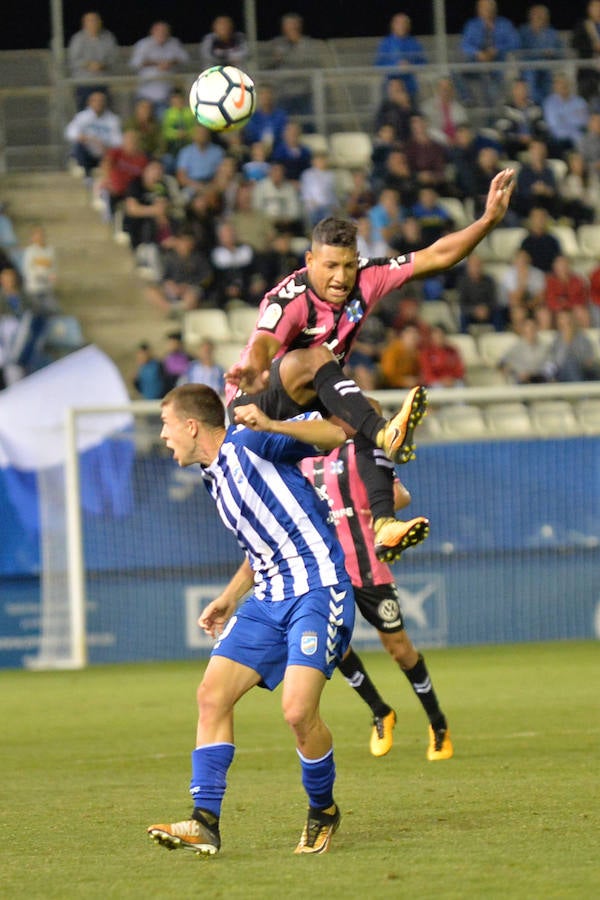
[
  {"xmin": 328, "ymin": 131, "xmax": 373, "ymax": 169},
  {"xmin": 485, "ymin": 402, "xmax": 533, "ymax": 437},
  {"xmin": 577, "ymin": 225, "xmax": 600, "ymax": 259},
  {"xmin": 477, "ymin": 331, "xmax": 519, "ymax": 367},
  {"xmin": 183, "ymin": 309, "xmax": 232, "ymax": 347},
  {"xmin": 446, "ymin": 333, "xmax": 483, "ymax": 368},
  {"xmin": 529, "ymin": 400, "xmax": 580, "ymax": 436},
  {"xmin": 489, "ymin": 227, "xmax": 528, "ymax": 262}
]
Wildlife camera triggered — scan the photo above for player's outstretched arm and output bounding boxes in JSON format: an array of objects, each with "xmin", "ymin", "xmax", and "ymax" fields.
[
  {"xmin": 412, "ymin": 168, "xmax": 515, "ymax": 278},
  {"xmin": 199, "ymin": 558, "xmax": 254, "ymax": 638},
  {"xmin": 235, "ymin": 403, "xmax": 347, "ymax": 450}
]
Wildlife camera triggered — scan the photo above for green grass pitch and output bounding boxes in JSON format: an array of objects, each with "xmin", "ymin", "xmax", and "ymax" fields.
[{"xmin": 2, "ymin": 640, "xmax": 598, "ymax": 899}]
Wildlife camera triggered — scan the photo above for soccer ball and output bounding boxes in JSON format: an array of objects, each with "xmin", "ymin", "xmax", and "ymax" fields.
[{"xmin": 189, "ymin": 65, "xmax": 256, "ymax": 133}]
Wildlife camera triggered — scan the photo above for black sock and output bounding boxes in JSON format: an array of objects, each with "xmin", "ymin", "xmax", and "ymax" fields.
[
  {"xmin": 403, "ymin": 653, "xmax": 446, "ymax": 730},
  {"xmin": 313, "ymin": 360, "xmax": 386, "ymax": 443},
  {"xmin": 354, "ymin": 433, "xmax": 395, "ymax": 521},
  {"xmin": 338, "ymin": 648, "xmax": 392, "ymax": 719},
  {"xmin": 192, "ymin": 807, "xmax": 220, "ymax": 831}
]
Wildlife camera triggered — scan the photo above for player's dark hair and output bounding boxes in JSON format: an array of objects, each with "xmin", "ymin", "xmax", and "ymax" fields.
[
  {"xmin": 162, "ymin": 384, "xmax": 225, "ymax": 429},
  {"xmin": 312, "ymin": 217, "xmax": 358, "ymax": 248}
]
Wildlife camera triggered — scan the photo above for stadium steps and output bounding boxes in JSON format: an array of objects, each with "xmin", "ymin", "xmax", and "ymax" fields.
[{"xmin": 1, "ymin": 170, "xmax": 167, "ymax": 390}]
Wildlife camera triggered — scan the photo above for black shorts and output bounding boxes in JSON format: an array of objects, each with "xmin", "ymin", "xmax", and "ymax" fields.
[
  {"xmin": 354, "ymin": 583, "xmax": 405, "ymax": 633},
  {"xmin": 227, "ymin": 357, "xmax": 328, "ymax": 421}
]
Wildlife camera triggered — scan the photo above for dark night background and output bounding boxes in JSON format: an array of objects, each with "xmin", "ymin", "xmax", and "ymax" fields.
[{"xmin": 1, "ymin": 2, "xmax": 589, "ymax": 51}]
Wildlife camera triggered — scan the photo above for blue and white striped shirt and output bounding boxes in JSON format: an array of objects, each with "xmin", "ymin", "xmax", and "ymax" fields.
[{"xmin": 201, "ymin": 415, "xmax": 347, "ymax": 602}]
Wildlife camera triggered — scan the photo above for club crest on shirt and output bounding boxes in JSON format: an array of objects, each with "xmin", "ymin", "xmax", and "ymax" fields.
[
  {"xmin": 257, "ymin": 302, "xmax": 283, "ymax": 330},
  {"xmin": 345, "ymin": 299, "xmax": 363, "ymax": 323},
  {"xmin": 329, "ymin": 458, "xmax": 344, "ymax": 475},
  {"xmin": 301, "ymin": 631, "xmax": 318, "ymax": 656}
]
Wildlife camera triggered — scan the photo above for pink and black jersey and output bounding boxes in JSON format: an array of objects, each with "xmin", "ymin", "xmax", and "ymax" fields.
[
  {"xmin": 225, "ymin": 253, "xmax": 414, "ymax": 405},
  {"xmin": 301, "ymin": 442, "xmax": 393, "ymax": 590}
]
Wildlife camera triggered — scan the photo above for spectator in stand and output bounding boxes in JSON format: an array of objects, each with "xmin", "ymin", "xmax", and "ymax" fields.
[
  {"xmin": 542, "ymin": 73, "xmax": 589, "ymax": 158},
  {"xmin": 129, "ymin": 21, "xmax": 189, "ymax": 118},
  {"xmin": 343, "ymin": 168, "xmax": 377, "ymax": 219},
  {"xmin": 513, "ymin": 138, "xmax": 559, "ymax": 220},
  {"xmin": 495, "ymin": 78, "xmax": 548, "ymax": 160},
  {"xmin": 67, "ymin": 11, "xmax": 118, "ymax": 111},
  {"xmin": 160, "ymin": 87, "xmax": 197, "ymax": 175},
  {"xmin": 447, "ymin": 124, "xmax": 481, "ymax": 200},
  {"xmin": 64, "ymin": 90, "xmax": 122, "ymax": 180},
  {"xmin": 373, "ymin": 76, "xmax": 417, "ymax": 144},
  {"xmin": 559, "ymin": 150, "xmax": 599, "ymax": 226},
  {"xmin": 498, "ymin": 315, "xmax": 551, "ymax": 382},
  {"xmin": 373, "ymin": 13, "xmax": 426, "ymax": 102},
  {"xmin": 299, "ymin": 150, "xmax": 339, "ymax": 228},
  {"xmin": 255, "ymin": 229, "xmax": 304, "ymax": 287},
  {"xmin": 146, "ymin": 228, "xmax": 213, "ymax": 316},
  {"xmin": 472, "ymin": 145, "xmax": 503, "ymax": 219},
  {"xmin": 344, "ymin": 313, "xmax": 387, "ymax": 391},
  {"xmin": 251, "ymin": 161, "xmax": 305, "ymax": 236},
  {"xmin": 519, "ymin": 206, "xmax": 562, "ymax": 273},
  {"xmin": 123, "ymin": 98, "xmax": 162, "ymax": 159},
  {"xmin": 403, "ymin": 114, "xmax": 448, "ymax": 193},
  {"xmin": 176, "ymin": 125, "xmax": 226, "ymax": 201},
  {"xmin": 370, "ymin": 124, "xmax": 400, "ymax": 191},
  {"xmin": 459, "ymin": 0, "xmax": 520, "ymax": 109},
  {"xmin": 176, "ymin": 337, "xmax": 225, "ymax": 393},
  {"xmin": 209, "ymin": 155, "xmax": 243, "ymax": 217},
  {"xmin": 418, "ymin": 323, "xmax": 465, "ymax": 388},
  {"xmin": 577, "ymin": 111, "xmax": 600, "ymax": 177},
  {"xmin": 368, "ymin": 187, "xmax": 406, "ymax": 250},
  {"xmin": 545, "ymin": 307, "xmax": 600, "ymax": 381},
  {"xmin": 210, "ymin": 220, "xmax": 260, "ymax": 310},
  {"xmin": 123, "ymin": 159, "xmax": 173, "ymax": 250},
  {"xmin": 355, "ymin": 214, "xmax": 390, "ymax": 259},
  {"xmin": 161, "ymin": 330, "xmax": 191, "ymax": 390},
  {"xmin": 571, "ymin": 0, "xmax": 600, "ymax": 103},
  {"xmin": 589, "ymin": 263, "xmax": 600, "ymax": 325},
  {"xmin": 242, "ymin": 84, "xmax": 288, "ymax": 156},
  {"xmin": 378, "ymin": 148, "xmax": 418, "ymax": 206},
  {"xmin": 242, "ymin": 142, "xmax": 271, "ymax": 183},
  {"xmin": 182, "ymin": 188, "xmax": 219, "ymax": 255},
  {"xmin": 199, "ymin": 15, "xmax": 248, "ymax": 69},
  {"xmin": 542, "ymin": 254, "xmax": 591, "ymax": 330},
  {"xmin": 97, "ymin": 129, "xmax": 149, "ymax": 220},
  {"xmin": 498, "ymin": 248, "xmax": 546, "ymax": 326},
  {"xmin": 0, "ymin": 266, "xmax": 28, "ymax": 318},
  {"xmin": 0, "ymin": 203, "xmax": 21, "ymax": 271},
  {"xmin": 421, "ymin": 76, "xmax": 470, "ymax": 149},
  {"xmin": 411, "ymin": 187, "xmax": 453, "ymax": 245},
  {"xmin": 379, "ymin": 323, "xmax": 423, "ymax": 388},
  {"xmin": 456, "ymin": 252, "xmax": 504, "ymax": 332},
  {"xmin": 518, "ymin": 5, "xmax": 565, "ymax": 106},
  {"xmin": 21, "ymin": 226, "xmax": 58, "ymax": 312},
  {"xmin": 229, "ymin": 181, "xmax": 274, "ymax": 255},
  {"xmin": 267, "ymin": 13, "xmax": 321, "ymax": 119},
  {"xmin": 133, "ymin": 342, "xmax": 167, "ymax": 399},
  {"xmin": 271, "ymin": 121, "xmax": 312, "ymax": 184}
]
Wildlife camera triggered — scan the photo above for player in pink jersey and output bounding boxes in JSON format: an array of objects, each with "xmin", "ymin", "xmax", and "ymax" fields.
[
  {"xmin": 226, "ymin": 169, "xmax": 515, "ymax": 562},
  {"xmin": 301, "ymin": 440, "xmax": 453, "ymax": 762}
]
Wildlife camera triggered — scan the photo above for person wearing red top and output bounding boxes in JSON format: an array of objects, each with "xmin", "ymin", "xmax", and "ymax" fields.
[
  {"xmin": 99, "ymin": 128, "xmax": 149, "ymax": 218},
  {"xmin": 418, "ymin": 323, "xmax": 466, "ymax": 388},
  {"xmin": 589, "ymin": 263, "xmax": 600, "ymax": 326},
  {"xmin": 542, "ymin": 254, "xmax": 590, "ymax": 329}
]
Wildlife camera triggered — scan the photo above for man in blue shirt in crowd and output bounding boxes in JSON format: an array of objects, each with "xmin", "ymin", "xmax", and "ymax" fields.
[
  {"xmin": 374, "ymin": 12, "xmax": 427, "ymax": 101},
  {"xmin": 460, "ymin": 0, "xmax": 520, "ymax": 108}
]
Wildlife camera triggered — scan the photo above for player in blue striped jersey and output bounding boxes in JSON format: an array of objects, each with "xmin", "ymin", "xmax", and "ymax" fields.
[{"xmin": 148, "ymin": 383, "xmax": 355, "ymax": 856}]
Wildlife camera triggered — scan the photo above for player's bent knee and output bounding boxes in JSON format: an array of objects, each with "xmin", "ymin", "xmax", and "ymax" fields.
[{"xmin": 196, "ymin": 680, "xmax": 234, "ymax": 723}]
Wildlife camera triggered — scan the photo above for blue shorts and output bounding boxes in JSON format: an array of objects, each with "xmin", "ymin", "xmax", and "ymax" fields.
[{"xmin": 211, "ymin": 581, "xmax": 355, "ymax": 690}]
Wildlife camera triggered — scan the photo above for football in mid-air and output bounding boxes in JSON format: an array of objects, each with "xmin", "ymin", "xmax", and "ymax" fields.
[{"xmin": 189, "ymin": 65, "xmax": 256, "ymax": 132}]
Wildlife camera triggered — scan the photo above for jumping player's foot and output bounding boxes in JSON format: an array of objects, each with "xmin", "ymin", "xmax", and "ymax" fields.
[
  {"xmin": 370, "ymin": 709, "xmax": 397, "ymax": 757},
  {"xmin": 147, "ymin": 810, "xmax": 221, "ymax": 855},
  {"xmin": 378, "ymin": 386, "xmax": 428, "ymax": 464},
  {"xmin": 294, "ymin": 804, "xmax": 341, "ymax": 854},
  {"xmin": 374, "ymin": 516, "xmax": 430, "ymax": 563},
  {"xmin": 427, "ymin": 724, "xmax": 454, "ymax": 761}
]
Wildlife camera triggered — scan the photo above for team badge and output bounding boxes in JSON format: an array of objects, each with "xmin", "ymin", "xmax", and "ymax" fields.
[
  {"xmin": 345, "ymin": 299, "xmax": 363, "ymax": 323},
  {"xmin": 300, "ymin": 632, "xmax": 318, "ymax": 656},
  {"xmin": 329, "ymin": 458, "xmax": 344, "ymax": 475}
]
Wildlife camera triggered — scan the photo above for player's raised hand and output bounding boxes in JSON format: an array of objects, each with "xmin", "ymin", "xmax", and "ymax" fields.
[
  {"xmin": 484, "ymin": 168, "xmax": 516, "ymax": 227},
  {"xmin": 225, "ymin": 362, "xmax": 270, "ymax": 395},
  {"xmin": 234, "ymin": 403, "xmax": 272, "ymax": 431}
]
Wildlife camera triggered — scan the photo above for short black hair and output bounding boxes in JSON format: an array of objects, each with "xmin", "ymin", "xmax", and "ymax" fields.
[{"xmin": 312, "ymin": 217, "xmax": 358, "ymax": 248}]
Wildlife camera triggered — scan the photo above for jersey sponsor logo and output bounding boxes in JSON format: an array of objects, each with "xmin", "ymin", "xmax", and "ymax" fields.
[
  {"xmin": 345, "ymin": 299, "xmax": 363, "ymax": 323},
  {"xmin": 378, "ymin": 598, "xmax": 401, "ymax": 623},
  {"xmin": 301, "ymin": 631, "xmax": 318, "ymax": 656},
  {"xmin": 302, "ymin": 325, "xmax": 327, "ymax": 335},
  {"xmin": 257, "ymin": 302, "xmax": 283, "ymax": 330}
]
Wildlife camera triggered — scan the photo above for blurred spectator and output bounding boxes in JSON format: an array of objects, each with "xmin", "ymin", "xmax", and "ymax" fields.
[
  {"xmin": 378, "ymin": 148, "xmax": 418, "ymax": 206},
  {"xmin": 589, "ymin": 263, "xmax": 600, "ymax": 325},
  {"xmin": 123, "ymin": 98, "xmax": 162, "ymax": 159},
  {"xmin": 210, "ymin": 220, "xmax": 261, "ymax": 309},
  {"xmin": 403, "ymin": 115, "xmax": 448, "ymax": 192},
  {"xmin": 518, "ymin": 5, "xmax": 564, "ymax": 105},
  {"xmin": 447, "ymin": 124, "xmax": 481, "ymax": 199},
  {"xmin": 176, "ymin": 125, "xmax": 226, "ymax": 201},
  {"xmin": 513, "ymin": 138, "xmax": 559, "ymax": 219},
  {"xmin": 456, "ymin": 252, "xmax": 505, "ymax": 332},
  {"xmin": 252, "ymin": 161, "xmax": 305, "ymax": 235},
  {"xmin": 97, "ymin": 129, "xmax": 149, "ymax": 219},
  {"xmin": 267, "ymin": 13, "xmax": 321, "ymax": 118},
  {"xmin": 133, "ymin": 342, "xmax": 166, "ymax": 398},
  {"xmin": 0, "ymin": 311, "xmax": 21, "ymax": 389},
  {"xmin": 123, "ymin": 159, "xmax": 173, "ymax": 251},
  {"xmin": 242, "ymin": 84, "xmax": 288, "ymax": 154},
  {"xmin": 542, "ymin": 73, "xmax": 589, "ymax": 157},
  {"xmin": 571, "ymin": 0, "xmax": 600, "ymax": 102},
  {"xmin": 199, "ymin": 15, "xmax": 248, "ymax": 68},
  {"xmin": 161, "ymin": 330, "xmax": 191, "ymax": 390},
  {"xmin": 373, "ymin": 76, "xmax": 417, "ymax": 144},
  {"xmin": 0, "ymin": 266, "xmax": 27, "ymax": 317},
  {"xmin": 271, "ymin": 121, "xmax": 312, "ymax": 183},
  {"xmin": 146, "ymin": 229, "xmax": 213, "ymax": 315},
  {"xmin": 242, "ymin": 142, "xmax": 271, "ymax": 183},
  {"xmin": 182, "ymin": 188, "xmax": 219, "ymax": 254},
  {"xmin": 472, "ymin": 146, "xmax": 503, "ymax": 219},
  {"xmin": 230, "ymin": 181, "xmax": 274, "ymax": 254},
  {"xmin": 209, "ymin": 155, "xmax": 243, "ymax": 216},
  {"xmin": 545, "ymin": 307, "xmax": 600, "ymax": 380},
  {"xmin": 411, "ymin": 187, "xmax": 453, "ymax": 244},
  {"xmin": 519, "ymin": 207, "xmax": 561, "ymax": 273},
  {"xmin": 420, "ymin": 76, "xmax": 470, "ymax": 148},
  {"xmin": 576, "ymin": 111, "xmax": 600, "ymax": 177},
  {"xmin": 345, "ymin": 313, "xmax": 387, "ymax": 391},
  {"xmin": 343, "ymin": 167, "xmax": 377, "ymax": 219},
  {"xmin": 255, "ymin": 229, "xmax": 304, "ymax": 286},
  {"xmin": 0, "ymin": 203, "xmax": 20, "ymax": 268},
  {"xmin": 160, "ymin": 87, "xmax": 197, "ymax": 175},
  {"xmin": 299, "ymin": 150, "xmax": 339, "ymax": 228},
  {"xmin": 64, "ymin": 90, "xmax": 122, "ymax": 179},
  {"xmin": 21, "ymin": 226, "xmax": 58, "ymax": 312},
  {"xmin": 495, "ymin": 78, "xmax": 548, "ymax": 160},
  {"xmin": 498, "ymin": 315, "xmax": 551, "ymax": 382},
  {"xmin": 368, "ymin": 187, "xmax": 406, "ymax": 250},
  {"xmin": 373, "ymin": 13, "xmax": 426, "ymax": 102},
  {"xmin": 355, "ymin": 215, "xmax": 390, "ymax": 258},
  {"xmin": 542, "ymin": 255, "xmax": 591, "ymax": 329},
  {"xmin": 177, "ymin": 337, "xmax": 225, "ymax": 393},
  {"xmin": 499, "ymin": 249, "xmax": 546, "ymax": 325},
  {"xmin": 459, "ymin": 0, "xmax": 520, "ymax": 108},
  {"xmin": 370, "ymin": 123, "xmax": 400, "ymax": 190},
  {"xmin": 418, "ymin": 323, "xmax": 466, "ymax": 388},
  {"xmin": 559, "ymin": 150, "xmax": 599, "ymax": 226},
  {"xmin": 67, "ymin": 11, "xmax": 118, "ymax": 111},
  {"xmin": 379, "ymin": 323, "xmax": 422, "ymax": 388},
  {"xmin": 129, "ymin": 21, "xmax": 189, "ymax": 117}
]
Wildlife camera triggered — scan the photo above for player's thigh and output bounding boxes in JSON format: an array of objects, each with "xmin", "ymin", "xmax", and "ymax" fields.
[
  {"xmin": 199, "ymin": 653, "xmax": 262, "ymax": 709},
  {"xmin": 286, "ymin": 583, "xmax": 355, "ymax": 679},
  {"xmin": 353, "ymin": 583, "xmax": 406, "ymax": 633}
]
